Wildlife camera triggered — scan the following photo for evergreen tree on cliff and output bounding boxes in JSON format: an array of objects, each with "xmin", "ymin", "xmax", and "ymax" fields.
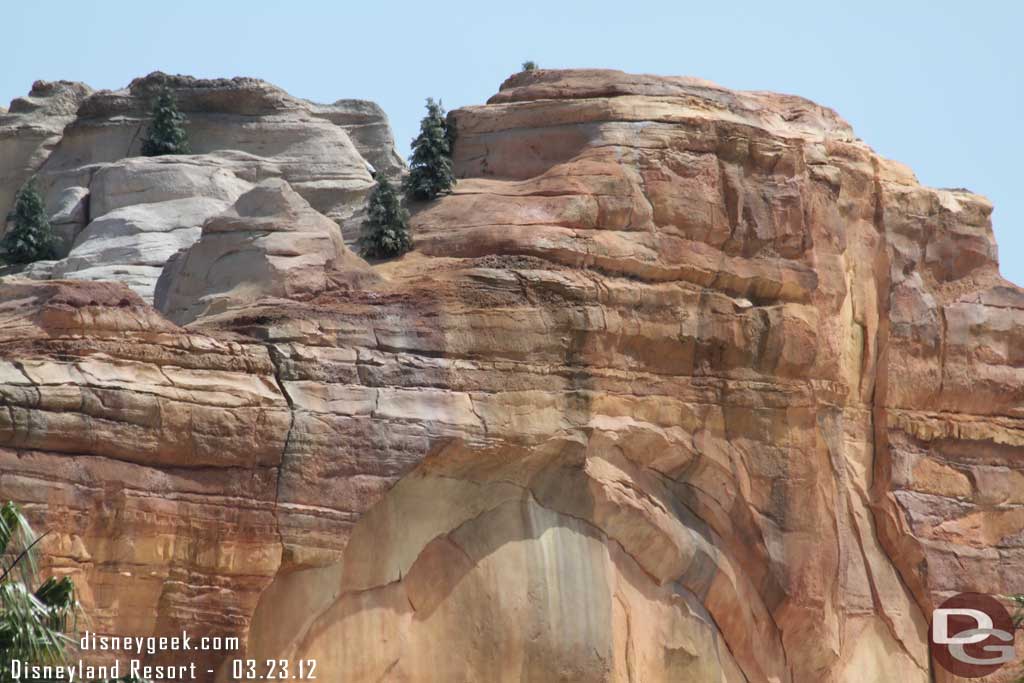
[
  {"xmin": 404, "ymin": 98, "xmax": 455, "ymax": 201},
  {"xmin": 361, "ymin": 176, "xmax": 412, "ymax": 259},
  {"xmin": 0, "ymin": 501, "xmax": 79, "ymax": 679},
  {"xmin": 1, "ymin": 179, "xmax": 57, "ymax": 264},
  {"xmin": 141, "ymin": 88, "xmax": 190, "ymax": 157}
]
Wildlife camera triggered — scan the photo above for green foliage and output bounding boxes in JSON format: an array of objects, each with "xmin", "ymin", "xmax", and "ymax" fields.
[
  {"xmin": 444, "ymin": 113, "xmax": 458, "ymax": 158},
  {"xmin": 1012, "ymin": 593, "xmax": 1024, "ymax": 628},
  {"xmin": 361, "ymin": 176, "xmax": 411, "ymax": 259},
  {"xmin": 521, "ymin": 60, "xmax": 538, "ymax": 71},
  {"xmin": 140, "ymin": 89, "xmax": 190, "ymax": 157},
  {"xmin": 2, "ymin": 179, "xmax": 57, "ymax": 264},
  {"xmin": 1009, "ymin": 594, "xmax": 1024, "ymax": 683},
  {"xmin": 0, "ymin": 502, "xmax": 79, "ymax": 682},
  {"xmin": 404, "ymin": 98, "xmax": 455, "ymax": 201}
]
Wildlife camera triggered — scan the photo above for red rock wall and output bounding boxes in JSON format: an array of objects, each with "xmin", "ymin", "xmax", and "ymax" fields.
[{"xmin": 1, "ymin": 70, "xmax": 1021, "ymax": 682}]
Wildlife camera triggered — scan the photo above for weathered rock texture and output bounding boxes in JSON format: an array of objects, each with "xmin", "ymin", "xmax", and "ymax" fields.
[
  {"xmin": 309, "ymin": 98, "xmax": 406, "ymax": 179},
  {"xmin": 1, "ymin": 69, "xmax": 1021, "ymax": 683},
  {"xmin": 156, "ymin": 178, "xmax": 379, "ymax": 324},
  {"xmin": 0, "ymin": 80, "xmax": 92, "ymax": 227},
  {"xmin": 0, "ymin": 279, "xmax": 289, "ymax": 675},
  {"xmin": 23, "ymin": 155, "xmax": 256, "ymax": 298},
  {"xmin": 35, "ymin": 72, "xmax": 380, "ymax": 225},
  {"xmin": 2, "ymin": 73, "xmax": 404, "ymax": 298}
]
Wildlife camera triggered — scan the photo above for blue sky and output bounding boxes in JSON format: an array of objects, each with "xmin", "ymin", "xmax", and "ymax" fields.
[{"xmin": 5, "ymin": 0, "xmax": 1021, "ymax": 285}]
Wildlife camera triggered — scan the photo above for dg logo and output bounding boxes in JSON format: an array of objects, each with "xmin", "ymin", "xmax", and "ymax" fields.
[{"xmin": 930, "ymin": 592, "xmax": 1017, "ymax": 678}]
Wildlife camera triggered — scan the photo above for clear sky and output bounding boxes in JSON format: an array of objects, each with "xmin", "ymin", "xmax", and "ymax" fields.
[{"xmin": 5, "ymin": 0, "xmax": 1021, "ymax": 285}]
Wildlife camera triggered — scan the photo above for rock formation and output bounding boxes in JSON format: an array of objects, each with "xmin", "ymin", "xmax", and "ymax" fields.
[
  {"xmin": 0, "ymin": 69, "xmax": 1021, "ymax": 682},
  {"xmin": 156, "ymin": 178, "xmax": 379, "ymax": 324},
  {"xmin": 2, "ymin": 72, "xmax": 403, "ymax": 299},
  {"xmin": 309, "ymin": 98, "xmax": 406, "ymax": 179},
  {"xmin": 0, "ymin": 80, "xmax": 92, "ymax": 230},
  {"xmin": 34, "ymin": 72, "xmax": 380, "ymax": 224},
  {"xmin": 23, "ymin": 154, "xmax": 255, "ymax": 297}
]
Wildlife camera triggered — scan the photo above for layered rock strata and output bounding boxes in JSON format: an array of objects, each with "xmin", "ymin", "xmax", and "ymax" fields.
[{"xmin": 0, "ymin": 69, "xmax": 1021, "ymax": 683}]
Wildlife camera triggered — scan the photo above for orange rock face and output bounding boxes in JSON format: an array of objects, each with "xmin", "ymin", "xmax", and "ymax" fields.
[{"xmin": 1, "ymin": 69, "xmax": 1021, "ymax": 682}]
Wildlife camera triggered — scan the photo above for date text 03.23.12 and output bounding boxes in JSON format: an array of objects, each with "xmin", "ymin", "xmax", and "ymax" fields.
[{"xmin": 230, "ymin": 659, "xmax": 318, "ymax": 680}]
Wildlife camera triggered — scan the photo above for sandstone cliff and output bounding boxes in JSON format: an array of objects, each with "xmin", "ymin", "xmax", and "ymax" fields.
[{"xmin": 0, "ymin": 69, "xmax": 1021, "ymax": 683}]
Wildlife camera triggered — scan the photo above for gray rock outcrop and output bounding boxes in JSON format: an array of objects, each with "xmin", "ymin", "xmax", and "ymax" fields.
[
  {"xmin": 310, "ymin": 99, "xmax": 406, "ymax": 178},
  {"xmin": 155, "ymin": 178, "xmax": 379, "ymax": 324},
  {"xmin": 0, "ymin": 80, "xmax": 92, "ymax": 225},
  {"xmin": 1, "ymin": 72, "xmax": 403, "ymax": 299},
  {"xmin": 33, "ymin": 73, "xmax": 395, "ymax": 240},
  {"xmin": 37, "ymin": 156, "xmax": 255, "ymax": 298}
]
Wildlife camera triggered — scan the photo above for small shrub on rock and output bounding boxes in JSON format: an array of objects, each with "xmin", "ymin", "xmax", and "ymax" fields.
[
  {"xmin": 2, "ymin": 179, "xmax": 57, "ymax": 264},
  {"xmin": 361, "ymin": 176, "xmax": 411, "ymax": 259},
  {"xmin": 521, "ymin": 60, "xmax": 538, "ymax": 71},
  {"xmin": 404, "ymin": 98, "xmax": 455, "ymax": 201},
  {"xmin": 141, "ymin": 88, "xmax": 190, "ymax": 157}
]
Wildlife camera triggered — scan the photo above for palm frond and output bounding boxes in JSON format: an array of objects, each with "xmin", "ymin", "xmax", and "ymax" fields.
[
  {"xmin": 0, "ymin": 580, "xmax": 72, "ymax": 665},
  {"xmin": 0, "ymin": 502, "xmax": 40, "ymax": 589},
  {"xmin": 0, "ymin": 502, "xmax": 79, "ymax": 677}
]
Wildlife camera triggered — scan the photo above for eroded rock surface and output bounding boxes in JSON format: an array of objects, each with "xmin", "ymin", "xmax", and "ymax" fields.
[
  {"xmin": 0, "ymin": 80, "xmax": 92, "ymax": 229},
  {"xmin": 0, "ymin": 279, "xmax": 289, "ymax": 674},
  {"xmin": 35, "ymin": 72, "xmax": 379, "ymax": 228},
  {"xmin": 156, "ymin": 178, "xmax": 379, "ymax": 325},
  {"xmin": 2, "ymin": 72, "xmax": 404, "ymax": 296},
  {"xmin": 309, "ymin": 98, "xmax": 406, "ymax": 179},
  {"xmin": 1, "ymin": 69, "xmax": 1021, "ymax": 683},
  {"xmin": 30, "ymin": 155, "xmax": 256, "ymax": 299}
]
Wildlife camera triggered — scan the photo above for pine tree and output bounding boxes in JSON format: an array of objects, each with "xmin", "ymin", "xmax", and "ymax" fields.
[
  {"xmin": 360, "ymin": 176, "xmax": 412, "ymax": 259},
  {"xmin": 521, "ymin": 60, "xmax": 538, "ymax": 71},
  {"xmin": 141, "ymin": 88, "xmax": 190, "ymax": 157},
  {"xmin": 404, "ymin": 98, "xmax": 455, "ymax": 201},
  {"xmin": 2, "ymin": 179, "xmax": 56, "ymax": 264}
]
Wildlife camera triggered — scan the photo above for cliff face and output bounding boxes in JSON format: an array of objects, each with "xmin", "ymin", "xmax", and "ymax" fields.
[
  {"xmin": 0, "ymin": 80, "xmax": 93, "ymax": 230},
  {"xmin": 0, "ymin": 69, "xmax": 1021, "ymax": 683}
]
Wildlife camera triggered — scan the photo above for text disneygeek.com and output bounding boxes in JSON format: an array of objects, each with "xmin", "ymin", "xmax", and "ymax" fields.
[{"xmin": 4, "ymin": 630, "xmax": 319, "ymax": 680}]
